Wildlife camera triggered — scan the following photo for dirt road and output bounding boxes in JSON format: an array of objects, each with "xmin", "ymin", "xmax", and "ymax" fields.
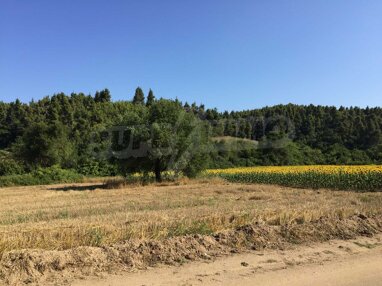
[{"xmin": 74, "ymin": 234, "xmax": 382, "ymax": 286}]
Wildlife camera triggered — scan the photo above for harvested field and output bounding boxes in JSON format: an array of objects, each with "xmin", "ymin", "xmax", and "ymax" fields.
[{"xmin": 0, "ymin": 179, "xmax": 382, "ymax": 285}]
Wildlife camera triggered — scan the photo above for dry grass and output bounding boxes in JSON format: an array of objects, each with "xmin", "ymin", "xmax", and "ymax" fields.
[{"xmin": 1, "ymin": 179, "xmax": 382, "ymax": 255}]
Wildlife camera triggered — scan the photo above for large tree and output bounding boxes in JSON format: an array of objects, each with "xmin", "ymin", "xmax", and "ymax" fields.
[
  {"xmin": 112, "ymin": 99, "xmax": 210, "ymax": 181},
  {"xmin": 148, "ymin": 99, "xmax": 210, "ymax": 181}
]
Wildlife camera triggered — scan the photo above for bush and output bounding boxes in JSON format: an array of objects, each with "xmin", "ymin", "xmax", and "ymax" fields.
[
  {"xmin": 32, "ymin": 165, "xmax": 83, "ymax": 183},
  {"xmin": 0, "ymin": 166, "xmax": 83, "ymax": 187},
  {"xmin": 77, "ymin": 159, "xmax": 118, "ymax": 177},
  {"xmin": 0, "ymin": 159, "xmax": 24, "ymax": 176}
]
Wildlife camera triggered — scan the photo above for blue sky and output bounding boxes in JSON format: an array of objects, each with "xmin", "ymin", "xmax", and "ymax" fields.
[{"xmin": 0, "ymin": 0, "xmax": 381, "ymax": 111}]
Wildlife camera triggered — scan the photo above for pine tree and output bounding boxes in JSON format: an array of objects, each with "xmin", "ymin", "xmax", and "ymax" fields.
[
  {"xmin": 146, "ymin": 89, "xmax": 155, "ymax": 106},
  {"xmin": 95, "ymin": 88, "xmax": 111, "ymax": 103},
  {"xmin": 132, "ymin": 87, "xmax": 145, "ymax": 105}
]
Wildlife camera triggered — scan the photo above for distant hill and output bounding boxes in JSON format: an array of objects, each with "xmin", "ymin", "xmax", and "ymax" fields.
[{"xmin": 0, "ymin": 90, "xmax": 381, "ymax": 176}]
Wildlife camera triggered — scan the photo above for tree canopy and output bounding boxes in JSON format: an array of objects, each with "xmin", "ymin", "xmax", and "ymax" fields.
[
  {"xmin": 0, "ymin": 88, "xmax": 381, "ymax": 180},
  {"xmin": 132, "ymin": 87, "xmax": 145, "ymax": 105}
]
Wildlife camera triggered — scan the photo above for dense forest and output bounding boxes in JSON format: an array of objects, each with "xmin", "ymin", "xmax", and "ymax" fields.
[{"xmin": 0, "ymin": 88, "xmax": 381, "ymax": 179}]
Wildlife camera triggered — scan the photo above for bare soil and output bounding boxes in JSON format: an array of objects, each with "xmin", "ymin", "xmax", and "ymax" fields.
[{"xmin": 73, "ymin": 234, "xmax": 382, "ymax": 286}]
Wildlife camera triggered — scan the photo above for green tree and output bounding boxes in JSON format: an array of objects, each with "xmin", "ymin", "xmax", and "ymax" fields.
[
  {"xmin": 147, "ymin": 99, "xmax": 210, "ymax": 181},
  {"xmin": 132, "ymin": 87, "xmax": 145, "ymax": 105},
  {"xmin": 13, "ymin": 121, "xmax": 76, "ymax": 168},
  {"xmin": 95, "ymin": 88, "xmax": 111, "ymax": 103},
  {"xmin": 112, "ymin": 99, "xmax": 210, "ymax": 182},
  {"xmin": 4, "ymin": 99, "xmax": 28, "ymax": 147},
  {"xmin": 146, "ymin": 89, "xmax": 155, "ymax": 106},
  {"xmin": 0, "ymin": 102, "xmax": 10, "ymax": 148}
]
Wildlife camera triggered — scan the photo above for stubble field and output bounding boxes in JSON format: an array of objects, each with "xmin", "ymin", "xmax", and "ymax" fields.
[{"xmin": 0, "ymin": 178, "xmax": 382, "ymax": 284}]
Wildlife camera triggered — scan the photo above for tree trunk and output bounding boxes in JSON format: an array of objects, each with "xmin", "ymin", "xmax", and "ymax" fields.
[{"xmin": 154, "ymin": 159, "xmax": 162, "ymax": 182}]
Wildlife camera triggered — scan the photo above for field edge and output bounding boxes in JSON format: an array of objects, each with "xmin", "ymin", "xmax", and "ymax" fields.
[{"xmin": 1, "ymin": 213, "xmax": 381, "ymax": 286}]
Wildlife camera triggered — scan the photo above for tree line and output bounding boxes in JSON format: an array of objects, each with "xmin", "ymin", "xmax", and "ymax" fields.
[{"xmin": 0, "ymin": 88, "xmax": 381, "ymax": 179}]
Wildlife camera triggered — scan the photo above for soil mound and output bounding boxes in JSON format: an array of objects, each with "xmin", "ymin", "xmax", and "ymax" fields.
[{"xmin": 1, "ymin": 214, "xmax": 381, "ymax": 285}]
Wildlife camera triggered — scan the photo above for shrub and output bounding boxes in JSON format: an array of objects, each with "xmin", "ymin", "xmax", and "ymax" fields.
[
  {"xmin": 0, "ymin": 166, "xmax": 83, "ymax": 187},
  {"xmin": 0, "ymin": 159, "xmax": 24, "ymax": 176},
  {"xmin": 77, "ymin": 159, "xmax": 118, "ymax": 177}
]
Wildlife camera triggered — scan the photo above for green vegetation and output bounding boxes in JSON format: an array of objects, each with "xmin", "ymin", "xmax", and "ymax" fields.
[
  {"xmin": 0, "ymin": 88, "xmax": 381, "ymax": 184},
  {"xmin": 218, "ymin": 171, "xmax": 382, "ymax": 191},
  {"xmin": 209, "ymin": 166, "xmax": 382, "ymax": 191},
  {"xmin": 0, "ymin": 151, "xmax": 24, "ymax": 176},
  {"xmin": 0, "ymin": 166, "xmax": 83, "ymax": 187},
  {"xmin": 116, "ymin": 98, "xmax": 210, "ymax": 182}
]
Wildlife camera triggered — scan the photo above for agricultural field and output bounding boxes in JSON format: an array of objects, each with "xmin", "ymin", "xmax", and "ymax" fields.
[
  {"xmin": 3, "ymin": 1, "xmax": 382, "ymax": 285},
  {"xmin": 207, "ymin": 165, "xmax": 382, "ymax": 191},
  {"xmin": 0, "ymin": 178, "xmax": 382, "ymax": 285}
]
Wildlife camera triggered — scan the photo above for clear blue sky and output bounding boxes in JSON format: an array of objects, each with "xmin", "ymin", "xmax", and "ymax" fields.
[{"xmin": 1, "ymin": 0, "xmax": 381, "ymax": 111}]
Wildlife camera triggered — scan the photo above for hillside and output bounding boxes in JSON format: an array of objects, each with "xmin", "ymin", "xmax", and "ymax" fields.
[{"xmin": 0, "ymin": 89, "xmax": 381, "ymax": 177}]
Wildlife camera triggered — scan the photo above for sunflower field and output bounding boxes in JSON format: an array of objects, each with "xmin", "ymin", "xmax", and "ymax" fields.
[{"xmin": 206, "ymin": 165, "xmax": 382, "ymax": 191}]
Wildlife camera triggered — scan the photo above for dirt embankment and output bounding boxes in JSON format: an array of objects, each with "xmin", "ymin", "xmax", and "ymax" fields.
[
  {"xmin": 74, "ymin": 234, "xmax": 382, "ymax": 286},
  {"xmin": 1, "ymin": 214, "xmax": 381, "ymax": 285}
]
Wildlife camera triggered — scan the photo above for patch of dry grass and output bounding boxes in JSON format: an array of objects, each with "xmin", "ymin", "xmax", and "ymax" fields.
[{"xmin": 0, "ymin": 180, "xmax": 382, "ymax": 255}]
